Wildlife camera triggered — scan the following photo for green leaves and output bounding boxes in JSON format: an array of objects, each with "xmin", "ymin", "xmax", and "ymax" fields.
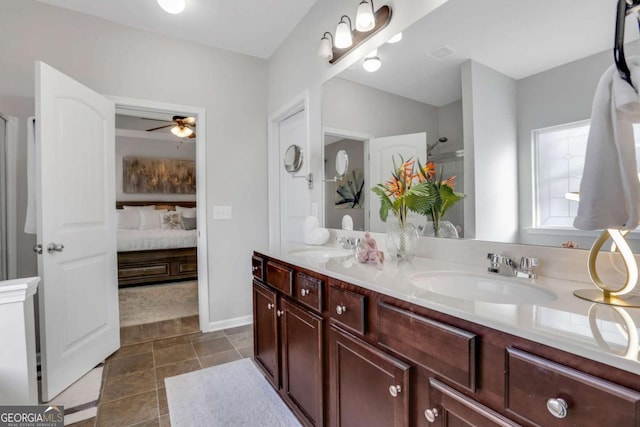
[{"xmin": 371, "ymin": 185, "xmax": 393, "ymax": 222}]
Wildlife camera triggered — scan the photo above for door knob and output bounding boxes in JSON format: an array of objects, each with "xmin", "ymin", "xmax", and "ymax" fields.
[
  {"xmin": 33, "ymin": 244, "xmax": 43, "ymax": 254},
  {"xmin": 47, "ymin": 243, "xmax": 64, "ymax": 253}
]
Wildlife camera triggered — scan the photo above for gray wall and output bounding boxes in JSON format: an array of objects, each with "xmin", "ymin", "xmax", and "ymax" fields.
[
  {"xmin": 1, "ymin": 0, "xmax": 268, "ymax": 327},
  {"xmin": 324, "ymin": 139, "xmax": 365, "ymax": 230}
]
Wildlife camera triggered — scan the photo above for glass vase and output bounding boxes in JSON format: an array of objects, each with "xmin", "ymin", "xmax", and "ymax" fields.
[
  {"xmin": 386, "ymin": 222, "xmax": 419, "ymax": 261},
  {"xmin": 421, "ymin": 220, "xmax": 459, "ymax": 239}
]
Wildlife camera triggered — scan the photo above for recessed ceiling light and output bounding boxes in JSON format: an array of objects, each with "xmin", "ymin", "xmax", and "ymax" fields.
[
  {"xmin": 157, "ymin": 0, "xmax": 186, "ymax": 14},
  {"xmin": 387, "ymin": 32, "xmax": 402, "ymax": 44},
  {"xmin": 428, "ymin": 45, "xmax": 456, "ymax": 60}
]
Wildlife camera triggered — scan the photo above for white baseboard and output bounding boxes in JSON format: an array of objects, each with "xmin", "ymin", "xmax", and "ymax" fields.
[{"xmin": 206, "ymin": 315, "xmax": 253, "ymax": 333}]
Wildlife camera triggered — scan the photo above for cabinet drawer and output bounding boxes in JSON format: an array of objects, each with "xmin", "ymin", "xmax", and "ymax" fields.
[
  {"xmin": 378, "ymin": 302, "xmax": 477, "ymax": 391},
  {"xmin": 266, "ymin": 261, "xmax": 293, "ymax": 296},
  {"xmin": 118, "ymin": 263, "xmax": 169, "ymax": 279},
  {"xmin": 178, "ymin": 261, "xmax": 197, "ymax": 274},
  {"xmin": 329, "ymin": 285, "xmax": 366, "ymax": 335},
  {"xmin": 252, "ymin": 255, "xmax": 264, "ymax": 281},
  {"xmin": 296, "ymin": 273, "xmax": 323, "ymax": 312},
  {"xmin": 505, "ymin": 348, "xmax": 640, "ymax": 427}
]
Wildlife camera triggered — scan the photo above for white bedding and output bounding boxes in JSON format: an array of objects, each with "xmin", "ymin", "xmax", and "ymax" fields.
[{"xmin": 117, "ymin": 229, "xmax": 197, "ymax": 252}]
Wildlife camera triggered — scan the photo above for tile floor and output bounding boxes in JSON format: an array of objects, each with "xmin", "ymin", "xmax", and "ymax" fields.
[{"xmin": 70, "ymin": 324, "xmax": 253, "ymax": 427}]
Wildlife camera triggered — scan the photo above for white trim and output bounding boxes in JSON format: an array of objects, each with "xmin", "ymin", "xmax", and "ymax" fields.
[
  {"xmin": 267, "ymin": 91, "xmax": 309, "ymax": 251},
  {"xmin": 1, "ymin": 114, "xmax": 18, "ymax": 279},
  {"xmin": 0, "ymin": 277, "xmax": 39, "ymax": 305},
  {"xmin": 108, "ymin": 96, "xmax": 210, "ymax": 332},
  {"xmin": 321, "ymin": 127, "xmax": 372, "ymax": 229},
  {"xmin": 115, "ymin": 128, "xmax": 182, "ymax": 142},
  {"xmin": 207, "ymin": 315, "xmax": 252, "ymax": 332}
]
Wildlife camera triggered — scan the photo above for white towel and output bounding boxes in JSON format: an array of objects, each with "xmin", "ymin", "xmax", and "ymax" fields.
[
  {"xmin": 574, "ymin": 57, "xmax": 640, "ymax": 230},
  {"xmin": 24, "ymin": 117, "xmax": 36, "ymax": 234}
]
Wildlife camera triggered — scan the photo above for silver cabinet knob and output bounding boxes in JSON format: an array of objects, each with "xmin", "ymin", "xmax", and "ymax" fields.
[
  {"xmin": 388, "ymin": 384, "xmax": 401, "ymax": 397},
  {"xmin": 47, "ymin": 243, "xmax": 64, "ymax": 253},
  {"xmin": 424, "ymin": 408, "xmax": 439, "ymax": 423},
  {"xmin": 276, "ymin": 310, "xmax": 284, "ymax": 317},
  {"xmin": 546, "ymin": 398, "xmax": 568, "ymax": 419},
  {"xmin": 300, "ymin": 288, "xmax": 310, "ymax": 297},
  {"xmin": 252, "ymin": 266, "xmax": 259, "ymax": 272},
  {"xmin": 267, "ymin": 303, "xmax": 274, "ymax": 310},
  {"xmin": 336, "ymin": 304, "xmax": 347, "ymax": 315}
]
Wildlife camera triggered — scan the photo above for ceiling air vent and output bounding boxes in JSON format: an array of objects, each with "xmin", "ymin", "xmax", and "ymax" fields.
[{"xmin": 428, "ymin": 45, "xmax": 455, "ymax": 60}]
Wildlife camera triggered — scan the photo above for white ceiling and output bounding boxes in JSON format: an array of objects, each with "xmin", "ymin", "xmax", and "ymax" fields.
[
  {"xmin": 339, "ymin": 0, "xmax": 639, "ymax": 106},
  {"xmin": 35, "ymin": 0, "xmax": 317, "ymax": 59}
]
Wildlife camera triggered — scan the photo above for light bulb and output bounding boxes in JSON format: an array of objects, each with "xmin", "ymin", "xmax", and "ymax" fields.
[
  {"xmin": 363, "ymin": 56, "xmax": 382, "ymax": 72},
  {"xmin": 387, "ymin": 32, "xmax": 403, "ymax": 44},
  {"xmin": 355, "ymin": 1, "xmax": 375, "ymax": 32},
  {"xmin": 171, "ymin": 126, "xmax": 193, "ymax": 138},
  {"xmin": 335, "ymin": 17, "xmax": 353, "ymax": 49},
  {"xmin": 317, "ymin": 35, "xmax": 333, "ymax": 61},
  {"xmin": 157, "ymin": 0, "xmax": 186, "ymax": 14}
]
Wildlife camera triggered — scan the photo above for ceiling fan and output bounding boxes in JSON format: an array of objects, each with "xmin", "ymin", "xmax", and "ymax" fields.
[{"xmin": 144, "ymin": 115, "xmax": 196, "ymax": 139}]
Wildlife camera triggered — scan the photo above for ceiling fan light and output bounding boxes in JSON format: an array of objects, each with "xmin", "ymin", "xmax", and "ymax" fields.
[
  {"xmin": 171, "ymin": 125, "xmax": 193, "ymax": 138},
  {"xmin": 335, "ymin": 16, "xmax": 353, "ymax": 49},
  {"xmin": 356, "ymin": 1, "xmax": 375, "ymax": 32},
  {"xmin": 363, "ymin": 56, "xmax": 382, "ymax": 72},
  {"xmin": 157, "ymin": 0, "xmax": 186, "ymax": 14},
  {"xmin": 317, "ymin": 33, "xmax": 334, "ymax": 61}
]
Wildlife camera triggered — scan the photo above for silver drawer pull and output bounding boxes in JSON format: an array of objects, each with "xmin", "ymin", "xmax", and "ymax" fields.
[
  {"xmin": 546, "ymin": 397, "xmax": 568, "ymax": 419},
  {"xmin": 267, "ymin": 303, "xmax": 274, "ymax": 310},
  {"xmin": 252, "ymin": 266, "xmax": 259, "ymax": 272},
  {"xmin": 388, "ymin": 384, "xmax": 401, "ymax": 397},
  {"xmin": 336, "ymin": 304, "xmax": 347, "ymax": 315},
  {"xmin": 424, "ymin": 408, "xmax": 439, "ymax": 423},
  {"xmin": 276, "ymin": 310, "xmax": 284, "ymax": 317},
  {"xmin": 301, "ymin": 288, "xmax": 310, "ymax": 296}
]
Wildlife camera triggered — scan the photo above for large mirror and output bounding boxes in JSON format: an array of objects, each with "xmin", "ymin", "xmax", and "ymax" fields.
[{"xmin": 323, "ymin": 0, "xmax": 640, "ymax": 252}]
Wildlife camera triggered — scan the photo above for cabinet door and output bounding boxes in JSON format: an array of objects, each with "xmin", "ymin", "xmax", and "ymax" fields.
[
  {"xmin": 281, "ymin": 298, "xmax": 324, "ymax": 426},
  {"xmin": 253, "ymin": 280, "xmax": 279, "ymax": 388},
  {"xmin": 427, "ymin": 378, "xmax": 520, "ymax": 427},
  {"xmin": 330, "ymin": 326, "xmax": 411, "ymax": 427}
]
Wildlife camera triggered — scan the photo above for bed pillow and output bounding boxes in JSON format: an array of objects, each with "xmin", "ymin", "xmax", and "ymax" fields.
[
  {"xmin": 176, "ymin": 205, "xmax": 196, "ymax": 218},
  {"xmin": 116, "ymin": 209, "xmax": 139, "ymax": 229},
  {"xmin": 182, "ymin": 216, "xmax": 197, "ymax": 230},
  {"xmin": 139, "ymin": 209, "xmax": 167, "ymax": 230},
  {"xmin": 161, "ymin": 211, "xmax": 184, "ymax": 230},
  {"xmin": 123, "ymin": 205, "xmax": 156, "ymax": 210}
]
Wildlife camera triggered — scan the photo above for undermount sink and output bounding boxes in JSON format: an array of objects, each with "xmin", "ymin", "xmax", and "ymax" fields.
[
  {"xmin": 288, "ymin": 247, "xmax": 353, "ymax": 260},
  {"xmin": 409, "ymin": 271, "xmax": 556, "ymax": 305}
]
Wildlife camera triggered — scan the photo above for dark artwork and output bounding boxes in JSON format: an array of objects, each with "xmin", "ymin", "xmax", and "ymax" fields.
[{"xmin": 123, "ymin": 157, "xmax": 196, "ymax": 194}]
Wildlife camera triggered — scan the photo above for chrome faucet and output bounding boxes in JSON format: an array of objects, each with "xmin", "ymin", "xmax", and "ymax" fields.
[
  {"xmin": 336, "ymin": 236, "xmax": 361, "ymax": 250},
  {"xmin": 487, "ymin": 253, "xmax": 538, "ymax": 279}
]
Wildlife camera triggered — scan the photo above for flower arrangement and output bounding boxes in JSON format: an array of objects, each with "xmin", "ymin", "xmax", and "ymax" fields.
[
  {"xmin": 414, "ymin": 160, "xmax": 465, "ymax": 236},
  {"xmin": 371, "ymin": 156, "xmax": 436, "ymax": 226}
]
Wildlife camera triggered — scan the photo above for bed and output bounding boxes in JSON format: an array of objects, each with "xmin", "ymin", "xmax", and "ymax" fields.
[{"xmin": 116, "ymin": 201, "xmax": 198, "ymax": 287}]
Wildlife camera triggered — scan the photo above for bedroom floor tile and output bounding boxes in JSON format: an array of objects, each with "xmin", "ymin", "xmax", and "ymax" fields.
[{"xmin": 93, "ymin": 324, "xmax": 253, "ymax": 427}]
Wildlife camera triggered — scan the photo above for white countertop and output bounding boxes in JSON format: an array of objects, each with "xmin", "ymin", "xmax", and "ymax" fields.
[{"xmin": 257, "ymin": 244, "xmax": 640, "ymax": 375}]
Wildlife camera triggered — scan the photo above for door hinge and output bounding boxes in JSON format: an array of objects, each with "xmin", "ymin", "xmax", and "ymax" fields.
[{"xmin": 33, "ymin": 244, "xmax": 43, "ymax": 255}]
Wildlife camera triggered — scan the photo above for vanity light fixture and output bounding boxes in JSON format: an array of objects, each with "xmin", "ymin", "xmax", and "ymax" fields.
[
  {"xmin": 387, "ymin": 32, "xmax": 402, "ymax": 43},
  {"xmin": 157, "ymin": 0, "xmax": 186, "ymax": 14},
  {"xmin": 363, "ymin": 55, "xmax": 382, "ymax": 72},
  {"xmin": 317, "ymin": 32, "xmax": 334, "ymax": 61},
  {"xmin": 335, "ymin": 16, "xmax": 354, "ymax": 49},
  {"xmin": 171, "ymin": 125, "xmax": 193, "ymax": 138},
  {"xmin": 318, "ymin": 3, "xmax": 392, "ymax": 65},
  {"xmin": 356, "ymin": 0, "xmax": 376, "ymax": 32}
]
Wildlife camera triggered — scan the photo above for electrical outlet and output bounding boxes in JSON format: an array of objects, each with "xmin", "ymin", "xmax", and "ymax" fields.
[{"xmin": 213, "ymin": 205, "xmax": 232, "ymax": 220}]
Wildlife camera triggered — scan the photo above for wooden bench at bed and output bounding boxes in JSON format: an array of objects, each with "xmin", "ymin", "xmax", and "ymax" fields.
[{"xmin": 116, "ymin": 201, "xmax": 198, "ymax": 287}]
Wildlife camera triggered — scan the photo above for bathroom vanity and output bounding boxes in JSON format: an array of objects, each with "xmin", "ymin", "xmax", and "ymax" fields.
[{"xmin": 251, "ymin": 249, "xmax": 640, "ymax": 427}]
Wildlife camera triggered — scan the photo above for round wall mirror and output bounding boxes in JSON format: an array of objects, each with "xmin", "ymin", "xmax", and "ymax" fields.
[
  {"xmin": 283, "ymin": 144, "xmax": 303, "ymax": 173},
  {"xmin": 335, "ymin": 150, "xmax": 349, "ymax": 178}
]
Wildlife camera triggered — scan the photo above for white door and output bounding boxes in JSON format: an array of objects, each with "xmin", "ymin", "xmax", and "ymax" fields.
[
  {"xmin": 368, "ymin": 132, "xmax": 427, "ymax": 233},
  {"xmin": 36, "ymin": 62, "xmax": 119, "ymax": 401},
  {"xmin": 279, "ymin": 111, "xmax": 309, "ymax": 244}
]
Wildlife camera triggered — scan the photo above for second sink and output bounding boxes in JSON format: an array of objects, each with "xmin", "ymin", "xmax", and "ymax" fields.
[{"xmin": 409, "ymin": 271, "xmax": 555, "ymax": 305}]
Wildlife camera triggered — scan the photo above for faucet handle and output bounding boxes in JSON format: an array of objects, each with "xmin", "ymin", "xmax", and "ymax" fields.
[
  {"xmin": 520, "ymin": 256, "xmax": 539, "ymax": 271},
  {"xmin": 487, "ymin": 253, "xmax": 500, "ymax": 273},
  {"xmin": 487, "ymin": 253, "xmax": 499, "ymax": 261}
]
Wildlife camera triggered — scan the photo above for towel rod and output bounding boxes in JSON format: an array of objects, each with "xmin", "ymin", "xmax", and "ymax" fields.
[{"xmin": 614, "ymin": 0, "xmax": 640, "ymax": 87}]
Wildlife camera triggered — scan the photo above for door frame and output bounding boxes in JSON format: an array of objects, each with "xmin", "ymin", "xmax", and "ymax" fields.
[
  {"xmin": 0, "ymin": 113, "xmax": 18, "ymax": 279},
  {"xmin": 108, "ymin": 96, "xmax": 210, "ymax": 330},
  {"xmin": 322, "ymin": 127, "xmax": 371, "ymax": 230},
  {"xmin": 267, "ymin": 91, "xmax": 310, "ymax": 251}
]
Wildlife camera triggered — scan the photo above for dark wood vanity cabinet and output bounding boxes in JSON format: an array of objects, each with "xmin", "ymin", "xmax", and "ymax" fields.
[
  {"xmin": 252, "ymin": 252, "xmax": 640, "ymax": 427},
  {"xmin": 252, "ymin": 255, "xmax": 324, "ymax": 426}
]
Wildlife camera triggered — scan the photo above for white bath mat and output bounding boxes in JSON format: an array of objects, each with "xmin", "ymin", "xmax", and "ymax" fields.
[{"xmin": 48, "ymin": 364, "xmax": 103, "ymax": 425}]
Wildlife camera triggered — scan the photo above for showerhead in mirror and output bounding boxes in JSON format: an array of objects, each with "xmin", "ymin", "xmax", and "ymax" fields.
[{"xmin": 427, "ymin": 136, "xmax": 448, "ymax": 156}]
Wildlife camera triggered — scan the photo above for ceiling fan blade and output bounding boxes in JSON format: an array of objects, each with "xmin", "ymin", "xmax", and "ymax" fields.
[
  {"xmin": 140, "ymin": 118, "xmax": 171, "ymax": 122},
  {"xmin": 188, "ymin": 132, "xmax": 196, "ymax": 139},
  {"xmin": 146, "ymin": 124, "xmax": 173, "ymax": 132},
  {"xmin": 182, "ymin": 116, "xmax": 196, "ymax": 125}
]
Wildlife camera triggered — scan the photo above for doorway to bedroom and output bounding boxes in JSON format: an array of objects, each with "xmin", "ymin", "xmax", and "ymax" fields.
[{"xmin": 113, "ymin": 102, "xmax": 208, "ymax": 344}]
